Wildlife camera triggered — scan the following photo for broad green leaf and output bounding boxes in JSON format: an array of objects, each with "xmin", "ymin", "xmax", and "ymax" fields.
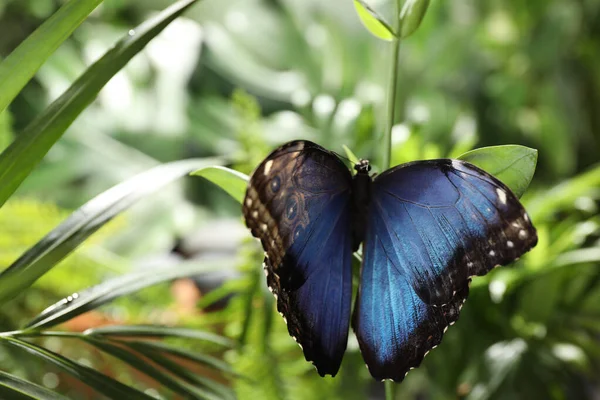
[
  {"xmin": 0, "ymin": 370, "xmax": 69, "ymax": 400},
  {"xmin": 353, "ymin": 0, "xmax": 396, "ymax": 40},
  {"xmin": 192, "ymin": 166, "xmax": 249, "ymax": 204},
  {"xmin": 0, "ymin": 0, "xmax": 199, "ymax": 209},
  {"xmin": 0, "ymin": 0, "xmax": 102, "ymax": 114},
  {"xmin": 0, "ymin": 337, "xmax": 152, "ymax": 399},
  {"xmin": 82, "ymin": 338, "xmax": 221, "ymax": 400},
  {"xmin": 458, "ymin": 145, "xmax": 538, "ymax": 198},
  {"xmin": 84, "ymin": 325, "xmax": 234, "ymax": 347},
  {"xmin": 399, "ymin": 0, "xmax": 431, "ymax": 38},
  {"xmin": 25, "ymin": 258, "xmax": 233, "ymax": 329},
  {"xmin": 343, "ymin": 144, "xmax": 360, "ymax": 165},
  {"xmin": 0, "ymin": 159, "xmax": 219, "ymax": 307}
]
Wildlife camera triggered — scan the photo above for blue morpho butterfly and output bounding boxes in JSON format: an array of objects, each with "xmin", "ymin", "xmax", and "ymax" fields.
[{"xmin": 242, "ymin": 140, "xmax": 537, "ymax": 381}]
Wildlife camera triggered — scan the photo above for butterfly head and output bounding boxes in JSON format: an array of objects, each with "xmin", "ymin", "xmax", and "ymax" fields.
[{"xmin": 354, "ymin": 159, "xmax": 371, "ymax": 175}]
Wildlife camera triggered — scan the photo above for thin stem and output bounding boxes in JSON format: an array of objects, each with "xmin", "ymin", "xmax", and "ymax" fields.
[
  {"xmin": 382, "ymin": 36, "xmax": 401, "ymax": 171},
  {"xmin": 385, "ymin": 380, "xmax": 396, "ymax": 400}
]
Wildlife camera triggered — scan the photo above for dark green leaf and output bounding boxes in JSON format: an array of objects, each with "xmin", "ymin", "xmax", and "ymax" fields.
[
  {"xmin": 0, "ymin": 0, "xmax": 199, "ymax": 208},
  {"xmin": 84, "ymin": 325, "xmax": 234, "ymax": 348},
  {"xmin": 458, "ymin": 145, "xmax": 538, "ymax": 198},
  {"xmin": 399, "ymin": 0, "xmax": 431, "ymax": 38},
  {"xmin": 0, "ymin": 159, "xmax": 220, "ymax": 307},
  {"xmin": 0, "ymin": 0, "xmax": 102, "ymax": 114},
  {"xmin": 0, "ymin": 337, "xmax": 152, "ymax": 399},
  {"xmin": 191, "ymin": 166, "xmax": 249, "ymax": 204},
  {"xmin": 0, "ymin": 370, "xmax": 69, "ymax": 400},
  {"xmin": 25, "ymin": 258, "xmax": 232, "ymax": 329}
]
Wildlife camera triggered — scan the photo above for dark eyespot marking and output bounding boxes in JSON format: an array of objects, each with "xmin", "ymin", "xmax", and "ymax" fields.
[
  {"xmin": 286, "ymin": 196, "xmax": 298, "ymax": 220},
  {"xmin": 271, "ymin": 176, "xmax": 281, "ymax": 193}
]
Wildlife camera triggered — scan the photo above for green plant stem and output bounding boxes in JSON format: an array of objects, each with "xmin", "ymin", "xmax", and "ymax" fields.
[
  {"xmin": 385, "ymin": 380, "xmax": 395, "ymax": 400},
  {"xmin": 382, "ymin": 36, "xmax": 401, "ymax": 171}
]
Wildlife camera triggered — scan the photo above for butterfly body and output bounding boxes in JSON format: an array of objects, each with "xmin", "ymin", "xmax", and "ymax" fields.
[{"xmin": 243, "ymin": 140, "xmax": 537, "ymax": 381}]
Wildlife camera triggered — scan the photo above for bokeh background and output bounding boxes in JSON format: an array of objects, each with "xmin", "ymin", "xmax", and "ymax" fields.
[{"xmin": 1, "ymin": 0, "xmax": 600, "ymax": 399}]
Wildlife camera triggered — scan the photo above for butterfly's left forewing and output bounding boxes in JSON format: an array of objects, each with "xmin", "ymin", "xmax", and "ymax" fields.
[{"xmin": 243, "ymin": 140, "xmax": 354, "ymax": 377}]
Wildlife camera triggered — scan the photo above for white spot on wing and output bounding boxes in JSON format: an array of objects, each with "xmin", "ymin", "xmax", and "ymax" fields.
[
  {"xmin": 489, "ymin": 250, "xmax": 496, "ymax": 256},
  {"xmin": 245, "ymin": 197, "xmax": 253, "ymax": 207},
  {"xmin": 518, "ymin": 230, "xmax": 528, "ymax": 239},
  {"xmin": 263, "ymin": 160, "xmax": 273, "ymax": 175},
  {"xmin": 496, "ymin": 188, "xmax": 507, "ymax": 204},
  {"xmin": 507, "ymin": 240, "xmax": 514, "ymax": 248},
  {"xmin": 524, "ymin": 213, "xmax": 530, "ymax": 222},
  {"xmin": 252, "ymin": 211, "xmax": 258, "ymax": 218},
  {"xmin": 261, "ymin": 223, "xmax": 268, "ymax": 231}
]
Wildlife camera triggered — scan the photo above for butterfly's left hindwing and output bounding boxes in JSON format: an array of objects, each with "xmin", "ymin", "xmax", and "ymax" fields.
[{"xmin": 243, "ymin": 140, "xmax": 354, "ymax": 377}]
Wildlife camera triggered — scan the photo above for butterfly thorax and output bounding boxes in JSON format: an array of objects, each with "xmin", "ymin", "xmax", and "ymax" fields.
[{"xmin": 351, "ymin": 159, "xmax": 372, "ymax": 251}]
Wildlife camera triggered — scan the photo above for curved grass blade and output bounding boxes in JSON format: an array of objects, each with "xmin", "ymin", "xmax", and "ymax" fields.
[
  {"xmin": 458, "ymin": 145, "xmax": 538, "ymax": 198},
  {"xmin": 0, "ymin": 0, "xmax": 102, "ymax": 114},
  {"xmin": 353, "ymin": 0, "xmax": 395, "ymax": 40},
  {"xmin": 1, "ymin": 337, "xmax": 152, "ymax": 400},
  {"xmin": 399, "ymin": 0, "xmax": 431, "ymax": 38},
  {"xmin": 126, "ymin": 340, "xmax": 238, "ymax": 376},
  {"xmin": 26, "ymin": 258, "xmax": 233, "ymax": 329},
  {"xmin": 124, "ymin": 345, "xmax": 235, "ymax": 400},
  {"xmin": 192, "ymin": 166, "xmax": 249, "ymax": 204},
  {"xmin": 84, "ymin": 325, "xmax": 234, "ymax": 348},
  {"xmin": 0, "ymin": 370, "xmax": 69, "ymax": 400},
  {"xmin": 0, "ymin": 0, "xmax": 200, "ymax": 208},
  {"xmin": 0, "ymin": 158, "xmax": 220, "ymax": 307},
  {"xmin": 82, "ymin": 338, "xmax": 222, "ymax": 400}
]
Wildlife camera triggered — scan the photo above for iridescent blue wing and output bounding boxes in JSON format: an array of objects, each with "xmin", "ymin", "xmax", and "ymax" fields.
[
  {"xmin": 353, "ymin": 159, "xmax": 537, "ymax": 381},
  {"xmin": 243, "ymin": 140, "xmax": 353, "ymax": 377}
]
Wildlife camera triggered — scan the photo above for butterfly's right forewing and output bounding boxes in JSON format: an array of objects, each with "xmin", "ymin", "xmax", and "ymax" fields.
[{"xmin": 243, "ymin": 140, "xmax": 354, "ymax": 377}]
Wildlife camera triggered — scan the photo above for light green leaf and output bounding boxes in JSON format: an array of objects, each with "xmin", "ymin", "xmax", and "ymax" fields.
[
  {"xmin": 0, "ymin": 0, "xmax": 102, "ymax": 114},
  {"xmin": 399, "ymin": 0, "xmax": 431, "ymax": 38},
  {"xmin": 353, "ymin": 0, "xmax": 396, "ymax": 41},
  {"xmin": 343, "ymin": 144, "xmax": 360, "ymax": 165},
  {"xmin": 25, "ymin": 258, "xmax": 232, "ymax": 329},
  {"xmin": 0, "ymin": 0, "xmax": 199, "ymax": 209},
  {"xmin": 0, "ymin": 159, "xmax": 220, "ymax": 307},
  {"xmin": 458, "ymin": 145, "xmax": 538, "ymax": 198},
  {"xmin": 0, "ymin": 370, "xmax": 69, "ymax": 400},
  {"xmin": 192, "ymin": 166, "xmax": 249, "ymax": 204},
  {"xmin": 0, "ymin": 337, "xmax": 152, "ymax": 399}
]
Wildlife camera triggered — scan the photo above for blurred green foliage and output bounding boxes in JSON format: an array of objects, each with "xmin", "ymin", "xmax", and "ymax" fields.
[{"xmin": 0, "ymin": 0, "xmax": 599, "ymax": 399}]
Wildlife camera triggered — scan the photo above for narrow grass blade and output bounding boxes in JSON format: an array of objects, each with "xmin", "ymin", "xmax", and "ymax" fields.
[
  {"xmin": 0, "ymin": 0, "xmax": 102, "ymax": 114},
  {"xmin": 82, "ymin": 338, "xmax": 222, "ymax": 400},
  {"xmin": 0, "ymin": 0, "xmax": 199, "ymax": 208},
  {"xmin": 192, "ymin": 166, "xmax": 249, "ymax": 204},
  {"xmin": 1, "ymin": 337, "xmax": 153, "ymax": 400},
  {"xmin": 84, "ymin": 325, "xmax": 234, "ymax": 348},
  {"xmin": 0, "ymin": 370, "xmax": 69, "ymax": 400},
  {"xmin": 25, "ymin": 258, "xmax": 232, "ymax": 329},
  {"xmin": 0, "ymin": 159, "xmax": 219, "ymax": 307}
]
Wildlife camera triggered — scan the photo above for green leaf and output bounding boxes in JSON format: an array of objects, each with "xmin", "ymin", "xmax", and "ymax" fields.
[
  {"xmin": 399, "ymin": 0, "xmax": 431, "ymax": 38},
  {"xmin": 192, "ymin": 166, "xmax": 249, "ymax": 204},
  {"xmin": 458, "ymin": 145, "xmax": 538, "ymax": 198},
  {"xmin": 0, "ymin": 158, "xmax": 219, "ymax": 307},
  {"xmin": 0, "ymin": 370, "xmax": 69, "ymax": 400},
  {"xmin": 0, "ymin": 0, "xmax": 199, "ymax": 209},
  {"xmin": 84, "ymin": 325, "xmax": 234, "ymax": 348},
  {"xmin": 25, "ymin": 259, "xmax": 233, "ymax": 329},
  {"xmin": 0, "ymin": 337, "xmax": 152, "ymax": 400},
  {"xmin": 0, "ymin": 0, "xmax": 102, "ymax": 114},
  {"xmin": 342, "ymin": 144, "xmax": 360, "ymax": 165},
  {"xmin": 353, "ymin": 0, "xmax": 396, "ymax": 41},
  {"xmin": 82, "ymin": 338, "xmax": 222, "ymax": 400}
]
